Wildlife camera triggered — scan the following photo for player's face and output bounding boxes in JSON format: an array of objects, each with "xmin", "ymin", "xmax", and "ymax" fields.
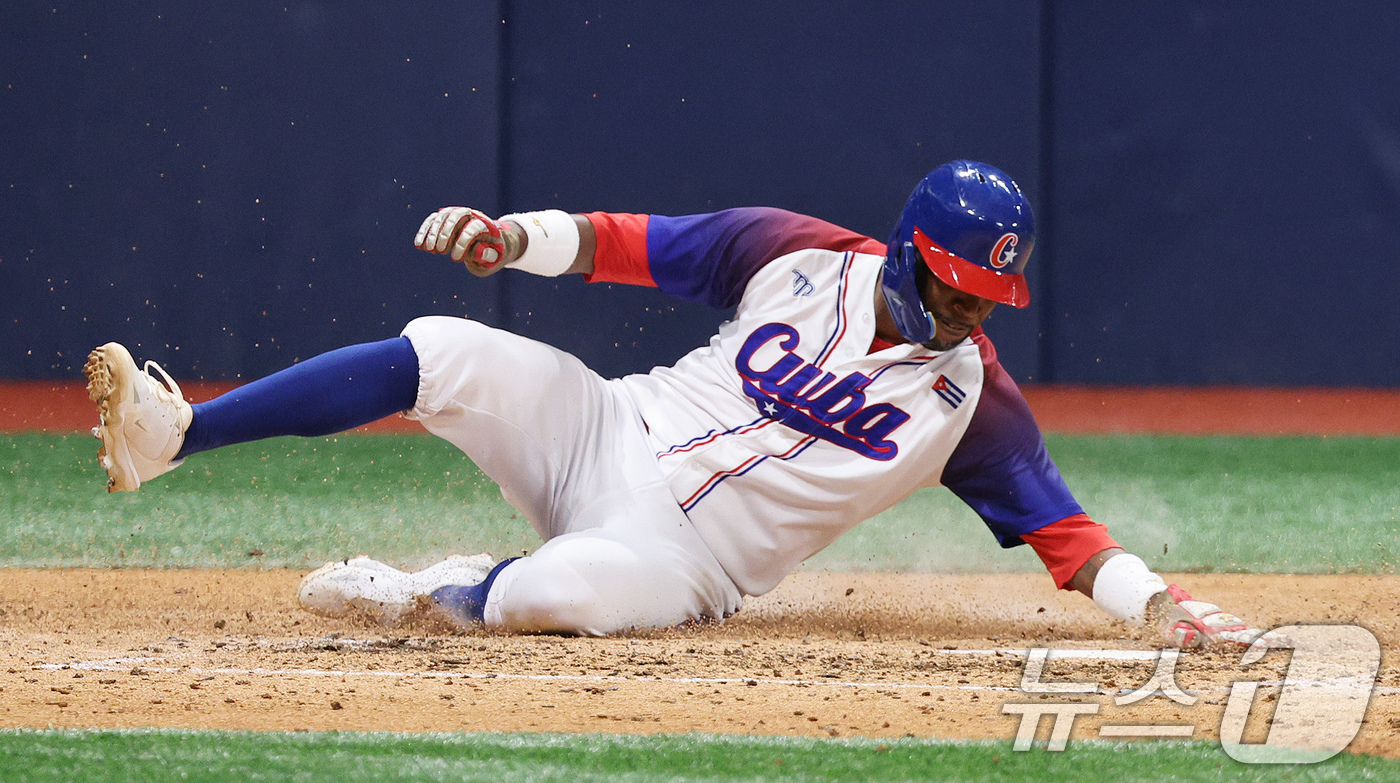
[{"xmin": 919, "ymin": 272, "xmax": 997, "ymax": 351}]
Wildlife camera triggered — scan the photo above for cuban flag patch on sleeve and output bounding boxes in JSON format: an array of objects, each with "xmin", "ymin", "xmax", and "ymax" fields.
[{"xmin": 931, "ymin": 374, "xmax": 966, "ymax": 409}]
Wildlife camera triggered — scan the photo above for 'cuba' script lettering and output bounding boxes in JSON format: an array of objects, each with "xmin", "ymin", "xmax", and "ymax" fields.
[{"xmin": 735, "ymin": 323, "xmax": 909, "ymax": 460}]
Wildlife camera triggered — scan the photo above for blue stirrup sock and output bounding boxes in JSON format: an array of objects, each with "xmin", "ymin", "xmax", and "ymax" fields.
[
  {"xmin": 178, "ymin": 336, "xmax": 420, "ymax": 458},
  {"xmin": 429, "ymin": 558, "xmax": 519, "ymax": 626}
]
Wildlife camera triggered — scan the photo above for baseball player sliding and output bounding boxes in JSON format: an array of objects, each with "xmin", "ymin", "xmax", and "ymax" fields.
[{"xmin": 84, "ymin": 161, "xmax": 1271, "ymax": 648}]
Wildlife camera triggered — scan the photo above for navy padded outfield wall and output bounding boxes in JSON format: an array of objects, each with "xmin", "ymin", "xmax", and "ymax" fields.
[
  {"xmin": 1048, "ymin": 4, "xmax": 1400, "ymax": 386},
  {"xmin": 2, "ymin": 2, "xmax": 1399, "ymax": 386},
  {"xmin": 500, "ymin": 1, "xmax": 1041, "ymax": 380},
  {"xmin": 0, "ymin": 2, "xmax": 506, "ymax": 379}
]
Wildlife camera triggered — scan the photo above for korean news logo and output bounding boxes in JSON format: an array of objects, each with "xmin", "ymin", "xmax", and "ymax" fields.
[{"xmin": 1000, "ymin": 625, "xmax": 1381, "ymax": 763}]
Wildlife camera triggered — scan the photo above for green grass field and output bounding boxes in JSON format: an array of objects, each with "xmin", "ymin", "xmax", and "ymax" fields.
[
  {"xmin": 3, "ymin": 432, "xmax": 1398, "ymax": 780},
  {"xmin": 0, "ymin": 731, "xmax": 1396, "ymax": 783},
  {"xmin": 3, "ymin": 432, "xmax": 1397, "ymax": 573}
]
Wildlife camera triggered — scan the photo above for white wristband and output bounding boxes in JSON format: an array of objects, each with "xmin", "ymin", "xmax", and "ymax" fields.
[
  {"xmin": 1091, "ymin": 553, "xmax": 1168, "ymax": 623},
  {"xmin": 500, "ymin": 210, "xmax": 579, "ymax": 277}
]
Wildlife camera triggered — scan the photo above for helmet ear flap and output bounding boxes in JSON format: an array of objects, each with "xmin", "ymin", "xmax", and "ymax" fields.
[{"xmin": 880, "ymin": 241, "xmax": 937, "ymax": 343}]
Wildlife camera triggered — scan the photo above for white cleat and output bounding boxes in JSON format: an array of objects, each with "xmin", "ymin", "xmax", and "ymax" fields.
[
  {"xmin": 297, "ymin": 554, "xmax": 496, "ymax": 626},
  {"xmin": 83, "ymin": 342, "xmax": 194, "ymax": 493}
]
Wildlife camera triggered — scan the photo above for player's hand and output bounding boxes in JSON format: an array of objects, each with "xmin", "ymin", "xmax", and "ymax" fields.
[
  {"xmin": 1150, "ymin": 584, "xmax": 1287, "ymax": 650},
  {"xmin": 414, "ymin": 207, "xmax": 509, "ymax": 277}
]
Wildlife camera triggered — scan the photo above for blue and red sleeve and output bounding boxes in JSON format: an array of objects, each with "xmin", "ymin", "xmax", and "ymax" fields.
[
  {"xmin": 941, "ymin": 332, "xmax": 1117, "ymax": 580},
  {"xmin": 584, "ymin": 208, "xmax": 884, "ymax": 309},
  {"xmin": 940, "ymin": 333, "xmax": 1119, "ymax": 587}
]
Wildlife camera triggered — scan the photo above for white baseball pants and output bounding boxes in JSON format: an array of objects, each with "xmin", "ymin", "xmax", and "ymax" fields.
[{"xmin": 400, "ymin": 316, "xmax": 743, "ymax": 635}]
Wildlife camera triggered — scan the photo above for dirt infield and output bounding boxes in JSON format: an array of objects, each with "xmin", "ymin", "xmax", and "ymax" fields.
[{"xmin": 1, "ymin": 569, "xmax": 1396, "ymax": 757}]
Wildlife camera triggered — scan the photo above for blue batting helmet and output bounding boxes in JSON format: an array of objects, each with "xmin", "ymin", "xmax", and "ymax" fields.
[{"xmin": 881, "ymin": 160, "xmax": 1035, "ymax": 343}]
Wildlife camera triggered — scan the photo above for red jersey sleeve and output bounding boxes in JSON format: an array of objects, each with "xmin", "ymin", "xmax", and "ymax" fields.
[
  {"xmin": 1021, "ymin": 513, "xmax": 1122, "ymax": 590},
  {"xmin": 583, "ymin": 212, "xmax": 654, "ymax": 287}
]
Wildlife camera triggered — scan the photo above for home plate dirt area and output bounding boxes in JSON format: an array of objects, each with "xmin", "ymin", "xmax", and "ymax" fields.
[{"xmin": 1, "ymin": 569, "xmax": 1396, "ymax": 757}]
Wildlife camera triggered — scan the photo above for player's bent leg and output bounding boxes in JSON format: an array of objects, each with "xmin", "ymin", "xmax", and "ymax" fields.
[
  {"xmin": 398, "ymin": 315, "xmax": 743, "ymax": 635},
  {"xmin": 473, "ymin": 529, "xmax": 743, "ymax": 636},
  {"xmin": 399, "ymin": 315, "xmax": 621, "ymax": 536}
]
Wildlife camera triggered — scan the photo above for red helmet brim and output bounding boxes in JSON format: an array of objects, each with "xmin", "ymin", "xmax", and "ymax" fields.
[{"xmin": 912, "ymin": 227, "xmax": 1030, "ymax": 308}]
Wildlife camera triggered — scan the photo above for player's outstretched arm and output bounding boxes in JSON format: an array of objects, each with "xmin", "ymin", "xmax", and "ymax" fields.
[
  {"xmin": 1069, "ymin": 548, "xmax": 1281, "ymax": 650},
  {"xmin": 414, "ymin": 207, "xmax": 595, "ymax": 278}
]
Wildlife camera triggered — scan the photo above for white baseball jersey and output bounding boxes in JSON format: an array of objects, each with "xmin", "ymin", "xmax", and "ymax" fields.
[{"xmin": 588, "ymin": 209, "xmax": 1085, "ymax": 596}]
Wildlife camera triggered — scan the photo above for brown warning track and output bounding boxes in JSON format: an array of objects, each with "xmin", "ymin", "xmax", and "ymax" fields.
[
  {"xmin": 1022, "ymin": 385, "xmax": 1400, "ymax": 436},
  {"xmin": 3, "ymin": 380, "xmax": 1398, "ymax": 435}
]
